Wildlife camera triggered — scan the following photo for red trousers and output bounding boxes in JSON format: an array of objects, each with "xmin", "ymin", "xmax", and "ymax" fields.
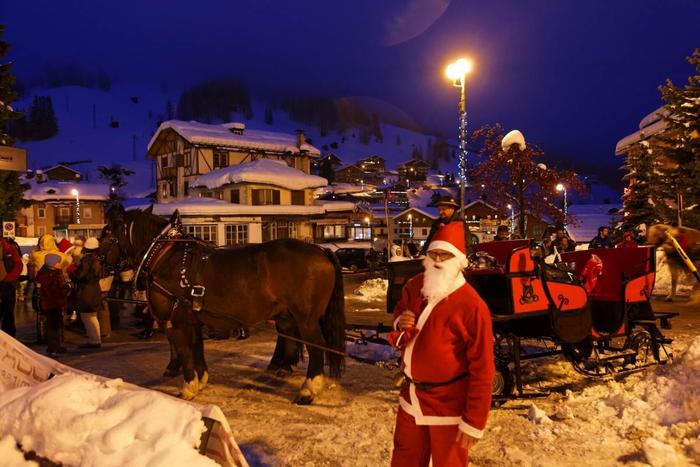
[{"xmin": 391, "ymin": 407, "xmax": 469, "ymax": 467}]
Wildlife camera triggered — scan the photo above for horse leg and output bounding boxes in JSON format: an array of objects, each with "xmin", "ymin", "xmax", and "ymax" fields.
[
  {"xmin": 192, "ymin": 323, "xmax": 209, "ymax": 389},
  {"xmin": 666, "ymin": 265, "xmax": 678, "ymax": 302},
  {"xmin": 163, "ymin": 324, "xmax": 182, "ymax": 377},
  {"xmin": 171, "ymin": 321, "xmax": 199, "ymax": 400},
  {"xmin": 295, "ymin": 322, "xmax": 327, "ymax": 405},
  {"xmin": 267, "ymin": 317, "xmax": 302, "ymax": 377}
]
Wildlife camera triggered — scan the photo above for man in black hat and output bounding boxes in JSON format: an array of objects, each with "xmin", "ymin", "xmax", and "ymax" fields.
[{"xmin": 419, "ymin": 196, "xmax": 465, "ymax": 256}]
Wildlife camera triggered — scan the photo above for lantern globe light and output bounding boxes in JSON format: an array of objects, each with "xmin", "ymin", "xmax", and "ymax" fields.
[
  {"xmin": 71, "ymin": 189, "xmax": 79, "ymax": 196},
  {"xmin": 446, "ymin": 58, "xmax": 473, "ymax": 80},
  {"xmin": 556, "ymin": 183, "xmax": 565, "ymax": 192}
]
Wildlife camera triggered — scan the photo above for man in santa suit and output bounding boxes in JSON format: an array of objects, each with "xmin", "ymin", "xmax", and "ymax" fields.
[{"xmin": 391, "ymin": 221, "xmax": 495, "ymax": 466}]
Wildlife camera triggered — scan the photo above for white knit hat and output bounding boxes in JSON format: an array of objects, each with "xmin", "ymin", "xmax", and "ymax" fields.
[{"xmin": 84, "ymin": 237, "xmax": 100, "ymax": 250}]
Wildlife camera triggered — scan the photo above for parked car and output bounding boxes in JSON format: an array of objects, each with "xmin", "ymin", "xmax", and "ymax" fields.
[{"xmin": 335, "ymin": 247, "xmax": 370, "ymax": 272}]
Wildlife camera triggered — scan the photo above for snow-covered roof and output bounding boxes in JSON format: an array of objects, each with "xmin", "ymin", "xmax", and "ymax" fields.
[
  {"xmin": 191, "ymin": 159, "xmax": 328, "ymax": 191},
  {"xmin": 24, "ymin": 181, "xmax": 110, "ymax": 201},
  {"xmin": 131, "ymin": 197, "xmax": 355, "ymax": 216},
  {"xmin": 615, "ymin": 107, "xmax": 668, "ymax": 155},
  {"xmin": 317, "ymin": 182, "xmax": 376, "ymax": 195},
  {"xmin": 394, "ymin": 207, "xmax": 438, "ymax": 219},
  {"xmin": 148, "ymin": 120, "xmax": 321, "ymax": 156},
  {"xmin": 43, "ymin": 164, "xmax": 81, "ymax": 175}
]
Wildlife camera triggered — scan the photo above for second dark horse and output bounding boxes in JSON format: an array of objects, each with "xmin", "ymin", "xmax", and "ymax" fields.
[{"xmin": 102, "ymin": 205, "xmax": 346, "ymax": 404}]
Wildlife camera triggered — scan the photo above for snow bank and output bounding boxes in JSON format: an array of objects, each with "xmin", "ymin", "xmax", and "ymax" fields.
[
  {"xmin": 353, "ymin": 278, "xmax": 388, "ymax": 301},
  {"xmin": 192, "ymin": 158, "xmax": 327, "ymax": 191},
  {"xmin": 0, "ymin": 435, "xmax": 37, "ymax": 467},
  {"xmin": 654, "ymin": 249, "xmax": 696, "ymax": 297},
  {"xmin": 0, "ymin": 374, "xmax": 218, "ymax": 467}
]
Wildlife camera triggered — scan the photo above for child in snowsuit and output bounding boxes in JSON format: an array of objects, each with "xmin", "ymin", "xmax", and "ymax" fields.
[{"xmin": 35, "ymin": 253, "xmax": 71, "ymax": 355}]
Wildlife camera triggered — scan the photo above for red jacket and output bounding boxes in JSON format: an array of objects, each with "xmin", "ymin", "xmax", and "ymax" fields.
[
  {"xmin": 35, "ymin": 266, "xmax": 71, "ymax": 310},
  {"xmin": 392, "ymin": 273, "xmax": 495, "ymax": 438},
  {"xmin": 2, "ymin": 238, "xmax": 23, "ymax": 283}
]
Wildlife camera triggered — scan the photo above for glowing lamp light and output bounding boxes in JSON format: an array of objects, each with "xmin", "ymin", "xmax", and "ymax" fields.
[
  {"xmin": 446, "ymin": 58, "xmax": 473, "ymax": 80},
  {"xmin": 71, "ymin": 189, "xmax": 79, "ymax": 196},
  {"xmin": 556, "ymin": 183, "xmax": 565, "ymax": 192}
]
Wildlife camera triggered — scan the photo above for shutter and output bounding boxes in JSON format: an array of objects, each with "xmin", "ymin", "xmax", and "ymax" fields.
[{"xmin": 273, "ymin": 190, "xmax": 280, "ymax": 205}]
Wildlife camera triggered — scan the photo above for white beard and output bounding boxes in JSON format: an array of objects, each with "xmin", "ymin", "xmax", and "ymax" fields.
[{"xmin": 421, "ymin": 255, "xmax": 465, "ymax": 303}]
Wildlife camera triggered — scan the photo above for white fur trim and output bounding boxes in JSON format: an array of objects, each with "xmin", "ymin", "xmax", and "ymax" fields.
[
  {"xmin": 427, "ymin": 240, "xmax": 467, "ymax": 263},
  {"xmin": 400, "ymin": 397, "xmax": 462, "ymax": 426},
  {"xmin": 458, "ymin": 420, "xmax": 485, "ymax": 439},
  {"xmin": 393, "ymin": 315, "xmax": 401, "ymax": 331}
]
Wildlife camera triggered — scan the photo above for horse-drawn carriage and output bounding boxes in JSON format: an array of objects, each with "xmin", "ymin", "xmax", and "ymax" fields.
[{"xmin": 387, "ymin": 239, "xmax": 678, "ymax": 397}]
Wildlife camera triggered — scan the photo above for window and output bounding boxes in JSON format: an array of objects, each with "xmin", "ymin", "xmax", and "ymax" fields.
[
  {"xmin": 37, "ymin": 206, "xmax": 46, "ymax": 219},
  {"xmin": 37, "ymin": 226, "xmax": 46, "ymax": 236},
  {"xmin": 291, "ymin": 190, "xmax": 305, "ymax": 206},
  {"xmin": 83, "ymin": 207, "xmax": 93, "ymax": 219},
  {"xmin": 184, "ymin": 181, "xmax": 189, "ymax": 196},
  {"xmin": 161, "ymin": 155, "xmax": 169, "ymax": 168},
  {"xmin": 225, "ymin": 224, "xmax": 248, "ymax": 246},
  {"xmin": 319, "ymin": 224, "xmax": 345, "ymax": 240},
  {"xmin": 252, "ymin": 189, "xmax": 280, "ymax": 205},
  {"xmin": 230, "ymin": 189, "xmax": 240, "ymax": 204},
  {"xmin": 184, "ymin": 224, "xmax": 218, "ymax": 244},
  {"xmin": 262, "ymin": 221, "xmax": 297, "ymax": 241},
  {"xmin": 59, "ymin": 207, "xmax": 71, "ymax": 217},
  {"xmin": 422, "ymin": 228, "xmax": 428, "ymax": 236},
  {"xmin": 350, "ymin": 224, "xmax": 371, "ymax": 240},
  {"xmin": 168, "ymin": 181, "xmax": 177, "ymax": 197},
  {"xmin": 161, "ymin": 183, "xmax": 169, "ymax": 199},
  {"xmin": 213, "ymin": 150, "xmax": 228, "ymax": 169}
]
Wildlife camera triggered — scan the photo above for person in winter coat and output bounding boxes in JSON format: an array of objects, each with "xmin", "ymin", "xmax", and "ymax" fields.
[
  {"xmin": 35, "ymin": 253, "xmax": 71, "ymax": 355},
  {"xmin": 30, "ymin": 234, "xmax": 71, "ymax": 273},
  {"xmin": 0, "ymin": 237, "xmax": 24, "ymax": 336},
  {"xmin": 391, "ymin": 221, "xmax": 495, "ymax": 466},
  {"xmin": 418, "ymin": 196, "xmax": 465, "ymax": 256},
  {"xmin": 493, "ymin": 225, "xmax": 510, "ymax": 241},
  {"xmin": 71, "ymin": 237, "xmax": 105, "ymax": 348},
  {"xmin": 616, "ymin": 231, "xmax": 638, "ymax": 248},
  {"xmin": 588, "ymin": 226, "xmax": 614, "ymax": 249}
]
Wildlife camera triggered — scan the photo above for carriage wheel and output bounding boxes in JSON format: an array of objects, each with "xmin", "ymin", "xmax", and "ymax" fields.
[
  {"xmin": 492, "ymin": 361, "xmax": 514, "ymax": 397},
  {"xmin": 562, "ymin": 338, "xmax": 593, "ymax": 363},
  {"xmin": 624, "ymin": 330, "xmax": 652, "ymax": 366}
]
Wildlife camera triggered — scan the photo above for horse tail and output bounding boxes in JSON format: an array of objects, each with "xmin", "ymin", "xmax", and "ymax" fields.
[{"xmin": 320, "ymin": 247, "xmax": 346, "ymax": 378}]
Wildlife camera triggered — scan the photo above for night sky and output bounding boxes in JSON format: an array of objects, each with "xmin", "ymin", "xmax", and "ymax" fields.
[{"xmin": 3, "ymin": 0, "xmax": 699, "ymax": 184}]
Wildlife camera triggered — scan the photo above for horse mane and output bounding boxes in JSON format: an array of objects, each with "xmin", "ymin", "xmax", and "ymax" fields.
[{"xmin": 124, "ymin": 208, "xmax": 169, "ymax": 259}]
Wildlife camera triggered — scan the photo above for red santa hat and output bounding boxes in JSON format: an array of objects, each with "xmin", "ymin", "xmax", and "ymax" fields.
[
  {"xmin": 58, "ymin": 238, "xmax": 72, "ymax": 253},
  {"xmin": 427, "ymin": 221, "xmax": 468, "ymax": 263}
]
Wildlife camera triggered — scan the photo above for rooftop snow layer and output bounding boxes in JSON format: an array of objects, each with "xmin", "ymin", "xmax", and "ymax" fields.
[
  {"xmin": 148, "ymin": 120, "xmax": 321, "ymax": 155},
  {"xmin": 24, "ymin": 180, "xmax": 111, "ymax": 201},
  {"xmin": 130, "ymin": 197, "xmax": 355, "ymax": 216},
  {"xmin": 192, "ymin": 159, "xmax": 328, "ymax": 190}
]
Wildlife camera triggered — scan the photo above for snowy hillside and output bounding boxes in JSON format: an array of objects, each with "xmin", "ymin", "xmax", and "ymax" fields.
[{"xmin": 14, "ymin": 85, "xmax": 442, "ymax": 198}]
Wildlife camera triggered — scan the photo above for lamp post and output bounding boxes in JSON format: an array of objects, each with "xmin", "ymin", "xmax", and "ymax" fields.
[
  {"xmin": 556, "ymin": 183, "xmax": 567, "ymax": 226},
  {"xmin": 71, "ymin": 188, "xmax": 81, "ymax": 225},
  {"xmin": 446, "ymin": 58, "xmax": 473, "ymax": 219},
  {"xmin": 407, "ymin": 213, "xmax": 413, "ymax": 240},
  {"xmin": 364, "ymin": 216, "xmax": 371, "ymax": 240}
]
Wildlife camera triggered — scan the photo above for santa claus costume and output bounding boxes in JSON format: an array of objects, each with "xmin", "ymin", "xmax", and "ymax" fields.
[{"xmin": 391, "ymin": 222, "xmax": 495, "ymax": 467}]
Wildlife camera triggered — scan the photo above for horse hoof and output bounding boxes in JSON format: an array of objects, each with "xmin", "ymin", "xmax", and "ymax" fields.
[
  {"xmin": 180, "ymin": 376, "xmax": 200, "ymax": 400},
  {"xmin": 266, "ymin": 364, "xmax": 293, "ymax": 377},
  {"xmin": 163, "ymin": 368, "xmax": 180, "ymax": 378},
  {"xmin": 199, "ymin": 371, "xmax": 209, "ymax": 389},
  {"xmin": 295, "ymin": 394, "xmax": 314, "ymax": 405}
]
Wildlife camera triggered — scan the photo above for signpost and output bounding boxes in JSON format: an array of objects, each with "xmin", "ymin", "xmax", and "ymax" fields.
[{"xmin": 0, "ymin": 146, "xmax": 27, "ymax": 172}]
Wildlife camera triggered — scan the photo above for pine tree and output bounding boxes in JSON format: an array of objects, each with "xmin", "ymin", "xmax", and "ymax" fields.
[
  {"xmin": 621, "ymin": 142, "xmax": 658, "ymax": 230},
  {"xmin": 411, "ymin": 144, "xmax": 423, "ymax": 160},
  {"xmin": 319, "ymin": 158, "xmax": 335, "ymax": 184},
  {"xmin": 0, "ymin": 25, "xmax": 21, "ymax": 146},
  {"xmin": 98, "ymin": 164, "xmax": 135, "ymax": 207},
  {"xmin": 264, "ymin": 105, "xmax": 274, "ymax": 125},
  {"xmin": 469, "ymin": 124, "xmax": 586, "ymax": 237},
  {"xmin": 650, "ymin": 48, "xmax": 700, "ymax": 228},
  {"xmin": 0, "ymin": 25, "xmax": 29, "ymax": 220},
  {"xmin": 27, "ymin": 96, "xmax": 58, "ymax": 140},
  {"xmin": 371, "ymin": 113, "xmax": 383, "ymax": 143}
]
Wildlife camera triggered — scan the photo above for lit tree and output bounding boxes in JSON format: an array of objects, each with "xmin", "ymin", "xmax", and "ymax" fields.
[
  {"xmin": 98, "ymin": 164, "xmax": 135, "ymax": 206},
  {"xmin": 621, "ymin": 142, "xmax": 658, "ymax": 230},
  {"xmin": 469, "ymin": 124, "xmax": 585, "ymax": 238}
]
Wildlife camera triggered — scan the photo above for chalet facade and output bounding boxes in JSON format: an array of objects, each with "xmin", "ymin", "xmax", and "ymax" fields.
[
  {"xmin": 40, "ymin": 164, "xmax": 83, "ymax": 182},
  {"xmin": 398, "ymin": 159, "xmax": 429, "ymax": 182},
  {"xmin": 146, "ymin": 158, "xmax": 355, "ymax": 247},
  {"xmin": 393, "ymin": 207, "xmax": 437, "ymax": 244},
  {"xmin": 357, "ymin": 155, "xmax": 386, "ymax": 173},
  {"xmin": 147, "ymin": 121, "xmax": 321, "ymax": 203},
  {"xmin": 18, "ymin": 180, "xmax": 109, "ymax": 239}
]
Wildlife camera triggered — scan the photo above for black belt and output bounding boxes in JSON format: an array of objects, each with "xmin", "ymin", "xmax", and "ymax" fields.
[{"xmin": 402, "ymin": 371, "xmax": 469, "ymax": 391}]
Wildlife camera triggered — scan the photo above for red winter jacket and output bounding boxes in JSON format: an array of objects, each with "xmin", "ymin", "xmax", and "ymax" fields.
[
  {"xmin": 36, "ymin": 265, "xmax": 71, "ymax": 310},
  {"xmin": 2, "ymin": 238, "xmax": 23, "ymax": 283},
  {"xmin": 392, "ymin": 274, "xmax": 495, "ymax": 438}
]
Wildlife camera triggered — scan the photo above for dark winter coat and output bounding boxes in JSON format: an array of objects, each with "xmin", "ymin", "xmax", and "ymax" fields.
[
  {"xmin": 36, "ymin": 265, "xmax": 71, "ymax": 311},
  {"xmin": 2, "ymin": 238, "xmax": 23, "ymax": 283},
  {"xmin": 71, "ymin": 252, "xmax": 103, "ymax": 313},
  {"xmin": 419, "ymin": 212, "xmax": 465, "ymax": 255},
  {"xmin": 588, "ymin": 235, "xmax": 613, "ymax": 250}
]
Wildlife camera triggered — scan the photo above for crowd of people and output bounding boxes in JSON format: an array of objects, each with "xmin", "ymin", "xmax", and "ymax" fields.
[{"xmin": 0, "ymin": 233, "xmax": 114, "ymax": 356}]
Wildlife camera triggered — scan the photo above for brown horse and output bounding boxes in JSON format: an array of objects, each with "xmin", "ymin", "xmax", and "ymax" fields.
[
  {"xmin": 646, "ymin": 224, "xmax": 700, "ymax": 302},
  {"xmin": 102, "ymin": 205, "xmax": 346, "ymax": 404}
]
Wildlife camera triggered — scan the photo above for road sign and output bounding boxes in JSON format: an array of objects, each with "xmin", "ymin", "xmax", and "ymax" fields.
[
  {"xmin": 0, "ymin": 146, "xmax": 27, "ymax": 172},
  {"xmin": 3, "ymin": 221, "xmax": 15, "ymax": 238}
]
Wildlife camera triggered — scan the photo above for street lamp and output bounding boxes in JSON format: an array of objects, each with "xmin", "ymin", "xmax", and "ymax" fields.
[
  {"xmin": 71, "ymin": 188, "xmax": 81, "ymax": 225},
  {"xmin": 445, "ymin": 57, "xmax": 474, "ymax": 219},
  {"xmin": 407, "ymin": 213, "xmax": 413, "ymax": 240},
  {"xmin": 364, "ymin": 216, "xmax": 371, "ymax": 240},
  {"xmin": 556, "ymin": 183, "xmax": 567, "ymax": 226}
]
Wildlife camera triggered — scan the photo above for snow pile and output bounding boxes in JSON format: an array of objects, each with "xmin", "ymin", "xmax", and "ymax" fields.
[
  {"xmin": 354, "ymin": 278, "xmax": 388, "ymax": 301},
  {"xmin": 191, "ymin": 158, "xmax": 328, "ymax": 191},
  {"xmin": 0, "ymin": 374, "xmax": 217, "ymax": 467},
  {"xmin": 0, "ymin": 435, "xmax": 37, "ymax": 467}
]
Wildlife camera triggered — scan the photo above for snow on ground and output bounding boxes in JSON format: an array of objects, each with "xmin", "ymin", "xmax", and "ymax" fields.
[
  {"xmin": 0, "ymin": 435, "xmax": 37, "ymax": 467},
  {"xmin": 352, "ymin": 278, "xmax": 388, "ymax": 301},
  {"xmin": 655, "ymin": 250, "xmax": 696, "ymax": 297},
  {"xmin": 0, "ymin": 374, "xmax": 217, "ymax": 467}
]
